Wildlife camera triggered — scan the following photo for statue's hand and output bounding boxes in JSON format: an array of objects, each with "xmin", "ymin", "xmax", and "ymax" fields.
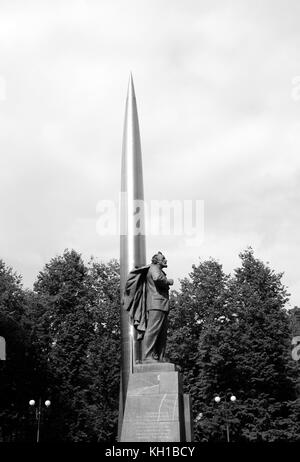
[{"xmin": 167, "ymin": 279, "xmax": 174, "ymax": 286}]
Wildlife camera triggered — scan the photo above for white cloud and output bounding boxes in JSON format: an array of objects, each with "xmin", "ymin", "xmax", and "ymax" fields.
[{"xmin": 0, "ymin": 0, "xmax": 300, "ymax": 307}]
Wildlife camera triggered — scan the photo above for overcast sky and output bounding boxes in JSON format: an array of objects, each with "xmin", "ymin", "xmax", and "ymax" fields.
[{"xmin": 1, "ymin": 0, "xmax": 300, "ymax": 307}]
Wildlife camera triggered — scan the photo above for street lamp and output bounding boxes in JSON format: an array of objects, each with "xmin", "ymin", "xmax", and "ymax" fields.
[
  {"xmin": 194, "ymin": 412, "xmax": 203, "ymax": 423},
  {"xmin": 214, "ymin": 393, "xmax": 237, "ymax": 442},
  {"xmin": 29, "ymin": 398, "xmax": 51, "ymax": 442}
]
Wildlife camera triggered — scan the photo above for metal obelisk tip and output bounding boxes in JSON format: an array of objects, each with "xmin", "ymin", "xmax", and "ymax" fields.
[
  {"xmin": 118, "ymin": 74, "xmax": 146, "ymax": 436},
  {"xmin": 128, "ymin": 72, "xmax": 135, "ymax": 95}
]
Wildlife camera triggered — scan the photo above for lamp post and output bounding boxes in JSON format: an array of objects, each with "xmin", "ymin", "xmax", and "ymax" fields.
[
  {"xmin": 29, "ymin": 398, "xmax": 51, "ymax": 442},
  {"xmin": 214, "ymin": 393, "xmax": 236, "ymax": 442}
]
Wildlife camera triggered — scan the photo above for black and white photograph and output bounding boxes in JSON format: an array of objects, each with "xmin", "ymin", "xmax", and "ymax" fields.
[{"xmin": 0, "ymin": 0, "xmax": 299, "ymax": 448}]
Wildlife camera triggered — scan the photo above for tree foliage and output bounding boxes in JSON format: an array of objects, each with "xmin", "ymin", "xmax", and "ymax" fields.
[
  {"xmin": 167, "ymin": 248, "xmax": 300, "ymax": 442},
  {"xmin": 0, "ymin": 248, "xmax": 299, "ymax": 442},
  {"xmin": 0, "ymin": 251, "xmax": 121, "ymax": 442},
  {"xmin": 31, "ymin": 250, "xmax": 121, "ymax": 441},
  {"xmin": 0, "ymin": 260, "xmax": 38, "ymax": 441}
]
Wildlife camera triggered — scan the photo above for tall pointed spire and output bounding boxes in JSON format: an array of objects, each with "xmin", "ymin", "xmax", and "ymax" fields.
[
  {"xmin": 119, "ymin": 74, "xmax": 146, "ymax": 435},
  {"xmin": 127, "ymin": 71, "xmax": 136, "ymax": 99}
]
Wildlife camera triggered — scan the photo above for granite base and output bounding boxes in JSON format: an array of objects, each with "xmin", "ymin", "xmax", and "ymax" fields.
[{"xmin": 120, "ymin": 363, "xmax": 193, "ymax": 442}]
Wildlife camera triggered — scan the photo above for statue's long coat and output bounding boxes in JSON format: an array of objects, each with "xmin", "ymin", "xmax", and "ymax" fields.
[{"xmin": 122, "ymin": 265, "xmax": 150, "ymax": 340}]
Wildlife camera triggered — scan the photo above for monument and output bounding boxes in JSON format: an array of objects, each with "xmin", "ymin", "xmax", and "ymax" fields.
[{"xmin": 118, "ymin": 75, "xmax": 193, "ymax": 442}]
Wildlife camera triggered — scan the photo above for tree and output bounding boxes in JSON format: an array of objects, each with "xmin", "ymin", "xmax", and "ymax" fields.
[
  {"xmin": 226, "ymin": 248, "xmax": 299, "ymax": 442},
  {"xmin": 31, "ymin": 250, "xmax": 120, "ymax": 441},
  {"xmin": 168, "ymin": 249, "xmax": 300, "ymax": 442},
  {"xmin": 0, "ymin": 261, "xmax": 37, "ymax": 441},
  {"xmin": 167, "ymin": 258, "xmax": 230, "ymax": 440},
  {"xmin": 83, "ymin": 258, "xmax": 120, "ymax": 441}
]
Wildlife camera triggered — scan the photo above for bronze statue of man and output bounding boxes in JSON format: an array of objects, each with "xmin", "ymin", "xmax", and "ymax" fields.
[
  {"xmin": 122, "ymin": 251, "xmax": 174, "ymax": 363},
  {"xmin": 143, "ymin": 252, "xmax": 173, "ymax": 362}
]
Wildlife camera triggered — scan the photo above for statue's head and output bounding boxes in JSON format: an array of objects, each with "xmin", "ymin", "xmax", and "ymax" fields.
[{"xmin": 151, "ymin": 251, "xmax": 168, "ymax": 268}]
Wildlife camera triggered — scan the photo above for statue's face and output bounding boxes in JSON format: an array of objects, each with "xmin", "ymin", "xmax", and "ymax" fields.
[{"xmin": 157, "ymin": 254, "xmax": 168, "ymax": 268}]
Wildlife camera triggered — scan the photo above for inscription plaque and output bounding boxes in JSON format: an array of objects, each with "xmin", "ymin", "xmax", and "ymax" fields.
[{"xmin": 120, "ymin": 367, "xmax": 187, "ymax": 442}]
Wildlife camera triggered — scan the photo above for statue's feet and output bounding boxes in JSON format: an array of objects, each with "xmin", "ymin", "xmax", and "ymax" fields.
[
  {"xmin": 143, "ymin": 357, "xmax": 159, "ymax": 363},
  {"xmin": 159, "ymin": 357, "xmax": 170, "ymax": 363}
]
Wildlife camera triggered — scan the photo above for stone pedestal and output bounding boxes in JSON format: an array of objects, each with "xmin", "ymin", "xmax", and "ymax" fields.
[{"xmin": 120, "ymin": 363, "xmax": 193, "ymax": 442}]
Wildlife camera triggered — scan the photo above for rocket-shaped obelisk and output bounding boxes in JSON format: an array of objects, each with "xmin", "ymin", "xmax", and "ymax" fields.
[{"xmin": 119, "ymin": 74, "xmax": 146, "ymax": 430}]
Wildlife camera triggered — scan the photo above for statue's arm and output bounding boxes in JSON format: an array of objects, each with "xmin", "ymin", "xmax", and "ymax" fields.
[{"xmin": 151, "ymin": 266, "xmax": 170, "ymax": 289}]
